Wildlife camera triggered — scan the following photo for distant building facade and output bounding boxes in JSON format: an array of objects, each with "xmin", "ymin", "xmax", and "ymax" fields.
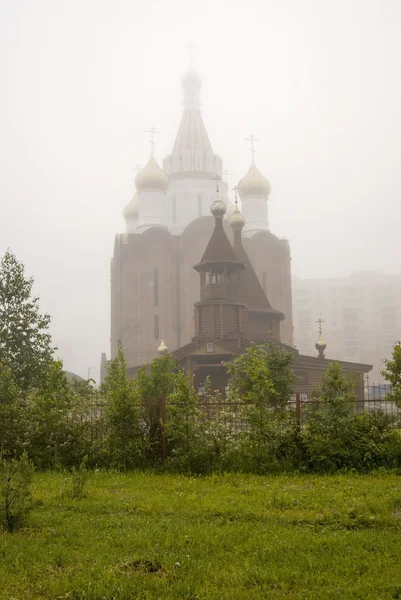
[
  {"xmin": 292, "ymin": 272, "xmax": 401, "ymax": 382},
  {"xmin": 110, "ymin": 68, "xmax": 293, "ymax": 369}
]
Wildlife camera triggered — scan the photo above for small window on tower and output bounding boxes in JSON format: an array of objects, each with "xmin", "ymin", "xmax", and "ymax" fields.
[
  {"xmin": 197, "ymin": 195, "xmax": 202, "ymax": 217},
  {"xmin": 154, "ymin": 315, "xmax": 159, "ymax": 340},
  {"xmin": 154, "ymin": 268, "xmax": 159, "ymax": 306},
  {"xmin": 172, "ymin": 197, "xmax": 177, "ymax": 223}
]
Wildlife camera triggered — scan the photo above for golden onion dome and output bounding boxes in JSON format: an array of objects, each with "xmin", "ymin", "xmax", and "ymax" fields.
[
  {"xmin": 157, "ymin": 336, "xmax": 168, "ymax": 356},
  {"xmin": 229, "ymin": 200, "xmax": 245, "ymax": 231},
  {"xmin": 315, "ymin": 336, "xmax": 327, "ymax": 351},
  {"xmin": 135, "ymin": 156, "xmax": 168, "ymax": 193},
  {"xmin": 210, "ymin": 195, "xmax": 227, "ymax": 218},
  {"xmin": 123, "ymin": 193, "xmax": 139, "ymax": 221},
  {"xmin": 238, "ymin": 162, "xmax": 271, "ymax": 200}
]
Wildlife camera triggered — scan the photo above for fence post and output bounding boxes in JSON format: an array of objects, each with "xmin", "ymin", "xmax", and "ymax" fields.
[
  {"xmin": 295, "ymin": 393, "xmax": 301, "ymax": 427},
  {"xmin": 161, "ymin": 395, "xmax": 167, "ymax": 464}
]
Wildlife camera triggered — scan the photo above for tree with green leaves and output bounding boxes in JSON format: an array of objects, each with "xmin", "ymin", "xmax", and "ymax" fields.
[
  {"xmin": 134, "ymin": 354, "xmax": 177, "ymax": 464},
  {"xmin": 226, "ymin": 342, "xmax": 299, "ymax": 473},
  {"xmin": 166, "ymin": 370, "xmax": 206, "ymax": 473},
  {"xmin": 0, "ymin": 250, "xmax": 54, "ymax": 391},
  {"xmin": 304, "ymin": 362, "xmax": 357, "ymax": 472},
  {"xmin": 24, "ymin": 360, "xmax": 78, "ymax": 469},
  {"xmin": 102, "ymin": 343, "xmax": 144, "ymax": 470},
  {"xmin": 0, "ymin": 361, "xmax": 24, "ymax": 459},
  {"xmin": 381, "ymin": 341, "xmax": 401, "ymax": 408}
]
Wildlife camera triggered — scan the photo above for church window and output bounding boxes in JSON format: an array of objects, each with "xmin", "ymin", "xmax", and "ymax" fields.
[
  {"xmin": 172, "ymin": 197, "xmax": 177, "ymax": 223},
  {"xmin": 154, "ymin": 315, "xmax": 159, "ymax": 340},
  {"xmin": 154, "ymin": 268, "xmax": 159, "ymax": 306},
  {"xmin": 197, "ymin": 195, "xmax": 202, "ymax": 217}
]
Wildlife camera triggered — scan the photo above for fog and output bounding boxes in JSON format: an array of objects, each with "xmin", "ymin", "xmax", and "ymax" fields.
[{"xmin": 1, "ymin": 0, "xmax": 400, "ymax": 380}]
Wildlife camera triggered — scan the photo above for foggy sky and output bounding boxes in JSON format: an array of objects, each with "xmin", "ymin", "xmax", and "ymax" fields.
[{"xmin": 1, "ymin": 0, "xmax": 400, "ymax": 381}]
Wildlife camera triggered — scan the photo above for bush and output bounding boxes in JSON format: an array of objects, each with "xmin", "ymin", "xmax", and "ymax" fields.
[
  {"xmin": 70, "ymin": 455, "xmax": 89, "ymax": 499},
  {"xmin": 0, "ymin": 452, "xmax": 34, "ymax": 532}
]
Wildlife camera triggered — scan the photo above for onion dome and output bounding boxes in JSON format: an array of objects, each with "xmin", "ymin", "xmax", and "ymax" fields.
[
  {"xmin": 123, "ymin": 193, "xmax": 139, "ymax": 221},
  {"xmin": 135, "ymin": 156, "xmax": 168, "ymax": 193},
  {"xmin": 238, "ymin": 162, "xmax": 271, "ymax": 200},
  {"xmin": 315, "ymin": 336, "xmax": 327, "ymax": 358},
  {"xmin": 157, "ymin": 335, "xmax": 168, "ymax": 356},
  {"xmin": 210, "ymin": 196, "xmax": 227, "ymax": 218},
  {"xmin": 229, "ymin": 200, "xmax": 245, "ymax": 231}
]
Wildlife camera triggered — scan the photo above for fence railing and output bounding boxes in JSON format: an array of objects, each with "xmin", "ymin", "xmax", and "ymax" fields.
[{"xmin": 72, "ymin": 389, "xmax": 399, "ymax": 463}]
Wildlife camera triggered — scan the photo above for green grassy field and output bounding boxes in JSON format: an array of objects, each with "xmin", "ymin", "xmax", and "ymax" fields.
[{"xmin": 1, "ymin": 472, "xmax": 401, "ymax": 599}]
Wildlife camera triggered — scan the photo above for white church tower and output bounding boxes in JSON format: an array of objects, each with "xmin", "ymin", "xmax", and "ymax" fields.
[
  {"xmin": 163, "ymin": 68, "xmax": 226, "ymax": 233},
  {"xmin": 237, "ymin": 137, "xmax": 271, "ymax": 237}
]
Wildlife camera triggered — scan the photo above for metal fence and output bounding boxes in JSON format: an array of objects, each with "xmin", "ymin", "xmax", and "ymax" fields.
[{"xmin": 75, "ymin": 388, "xmax": 400, "ymax": 463}]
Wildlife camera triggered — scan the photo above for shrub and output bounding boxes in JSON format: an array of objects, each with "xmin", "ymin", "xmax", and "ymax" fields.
[
  {"xmin": 0, "ymin": 452, "xmax": 34, "ymax": 532},
  {"xmin": 70, "ymin": 455, "xmax": 89, "ymax": 499}
]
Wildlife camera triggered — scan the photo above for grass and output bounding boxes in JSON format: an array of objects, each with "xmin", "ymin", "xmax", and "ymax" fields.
[{"xmin": 1, "ymin": 472, "xmax": 401, "ymax": 599}]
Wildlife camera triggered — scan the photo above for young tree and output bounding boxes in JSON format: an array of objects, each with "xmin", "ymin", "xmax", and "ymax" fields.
[
  {"xmin": 24, "ymin": 361, "xmax": 77, "ymax": 469},
  {"xmin": 0, "ymin": 250, "xmax": 54, "ymax": 391},
  {"xmin": 166, "ymin": 370, "xmax": 206, "ymax": 473},
  {"xmin": 304, "ymin": 362, "xmax": 357, "ymax": 472},
  {"xmin": 134, "ymin": 354, "xmax": 177, "ymax": 464},
  {"xmin": 381, "ymin": 341, "xmax": 401, "ymax": 407},
  {"xmin": 102, "ymin": 344, "xmax": 144, "ymax": 469},
  {"xmin": 226, "ymin": 343, "xmax": 299, "ymax": 473}
]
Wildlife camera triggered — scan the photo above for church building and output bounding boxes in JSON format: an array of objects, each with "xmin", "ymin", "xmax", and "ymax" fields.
[
  {"xmin": 105, "ymin": 66, "xmax": 371, "ymax": 399},
  {"xmin": 109, "ymin": 67, "xmax": 293, "ymax": 370}
]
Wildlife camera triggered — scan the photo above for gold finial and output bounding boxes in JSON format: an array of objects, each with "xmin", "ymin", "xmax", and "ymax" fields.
[
  {"xmin": 245, "ymin": 134, "xmax": 260, "ymax": 163},
  {"xmin": 315, "ymin": 318, "xmax": 327, "ymax": 358},
  {"xmin": 144, "ymin": 126, "xmax": 160, "ymax": 156},
  {"xmin": 157, "ymin": 334, "xmax": 168, "ymax": 356}
]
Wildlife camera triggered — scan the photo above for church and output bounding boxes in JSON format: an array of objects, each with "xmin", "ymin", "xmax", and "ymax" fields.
[
  {"xmin": 104, "ymin": 66, "xmax": 371, "ymax": 398},
  {"xmin": 109, "ymin": 67, "xmax": 293, "ymax": 370}
]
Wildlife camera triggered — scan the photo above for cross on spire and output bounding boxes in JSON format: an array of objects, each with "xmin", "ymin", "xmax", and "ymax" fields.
[
  {"xmin": 232, "ymin": 185, "xmax": 239, "ymax": 206},
  {"xmin": 223, "ymin": 169, "xmax": 232, "ymax": 185},
  {"xmin": 213, "ymin": 174, "xmax": 221, "ymax": 193},
  {"xmin": 144, "ymin": 126, "xmax": 159, "ymax": 156},
  {"xmin": 245, "ymin": 134, "xmax": 260, "ymax": 163},
  {"xmin": 186, "ymin": 42, "xmax": 197, "ymax": 68},
  {"xmin": 316, "ymin": 318, "xmax": 325, "ymax": 337}
]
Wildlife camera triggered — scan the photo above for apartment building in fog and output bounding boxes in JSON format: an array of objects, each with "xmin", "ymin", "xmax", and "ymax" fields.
[{"xmin": 292, "ymin": 272, "xmax": 401, "ymax": 382}]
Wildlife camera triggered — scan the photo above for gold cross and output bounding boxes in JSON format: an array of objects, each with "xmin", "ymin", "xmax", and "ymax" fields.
[
  {"xmin": 144, "ymin": 126, "xmax": 159, "ymax": 155},
  {"xmin": 245, "ymin": 134, "xmax": 260, "ymax": 162},
  {"xmin": 232, "ymin": 185, "xmax": 239, "ymax": 206},
  {"xmin": 315, "ymin": 318, "xmax": 325, "ymax": 336},
  {"xmin": 213, "ymin": 174, "xmax": 221, "ymax": 193}
]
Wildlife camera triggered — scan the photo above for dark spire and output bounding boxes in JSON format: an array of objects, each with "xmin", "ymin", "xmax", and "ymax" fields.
[
  {"xmin": 194, "ymin": 191, "xmax": 244, "ymax": 272},
  {"xmin": 229, "ymin": 194, "xmax": 284, "ymax": 341}
]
